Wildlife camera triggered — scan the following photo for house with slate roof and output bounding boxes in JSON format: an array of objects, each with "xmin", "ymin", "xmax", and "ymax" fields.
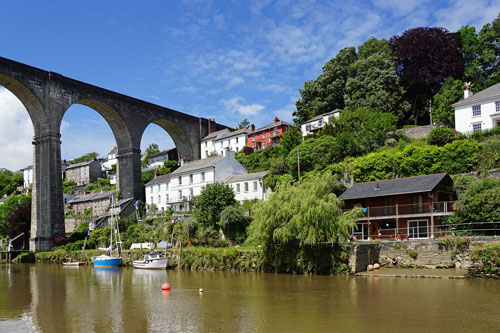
[
  {"xmin": 339, "ymin": 173, "xmax": 457, "ymax": 241},
  {"xmin": 453, "ymin": 83, "xmax": 500, "ymax": 134},
  {"xmin": 247, "ymin": 117, "xmax": 293, "ymax": 151},
  {"xmin": 145, "ymin": 174, "xmax": 172, "ymax": 212},
  {"xmin": 148, "ymin": 148, "xmax": 178, "ymax": 168},
  {"xmin": 155, "ymin": 149, "xmax": 247, "ymax": 211},
  {"xmin": 300, "ymin": 109, "xmax": 342, "ymax": 138},
  {"xmin": 64, "ymin": 160, "xmax": 102, "ymax": 186},
  {"xmin": 224, "ymin": 171, "xmax": 271, "ymax": 202},
  {"xmin": 200, "ymin": 128, "xmax": 230, "ymax": 159}
]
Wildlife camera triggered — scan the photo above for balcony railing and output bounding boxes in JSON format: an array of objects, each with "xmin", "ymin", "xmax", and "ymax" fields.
[{"xmin": 344, "ymin": 201, "xmax": 457, "ymax": 218}]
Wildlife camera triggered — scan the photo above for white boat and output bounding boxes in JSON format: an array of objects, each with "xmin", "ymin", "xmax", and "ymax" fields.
[
  {"xmin": 133, "ymin": 253, "xmax": 168, "ymax": 269},
  {"xmin": 92, "ymin": 196, "xmax": 122, "ymax": 267}
]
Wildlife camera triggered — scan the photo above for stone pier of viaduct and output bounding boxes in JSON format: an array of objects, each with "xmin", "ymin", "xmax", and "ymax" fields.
[{"xmin": 0, "ymin": 57, "xmax": 226, "ymax": 252}]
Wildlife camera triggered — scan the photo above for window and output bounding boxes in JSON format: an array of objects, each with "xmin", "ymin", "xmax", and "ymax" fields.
[
  {"xmin": 253, "ymin": 181, "xmax": 258, "ymax": 191},
  {"xmin": 236, "ymin": 137, "xmax": 239, "ymax": 143},
  {"xmin": 201, "ymin": 172, "xmax": 205, "ymax": 181},
  {"xmin": 189, "ymin": 174, "xmax": 193, "ymax": 184},
  {"xmin": 472, "ymin": 105, "xmax": 481, "ymax": 116},
  {"xmin": 496, "ymin": 101, "xmax": 500, "ymax": 112},
  {"xmin": 318, "ymin": 119, "xmax": 323, "ymax": 127},
  {"xmin": 408, "ymin": 220, "xmax": 428, "ymax": 239},
  {"xmin": 220, "ymin": 142, "xmax": 223, "ymax": 148},
  {"xmin": 205, "ymin": 150, "xmax": 208, "ymax": 156},
  {"xmin": 306, "ymin": 124, "xmax": 311, "ymax": 131},
  {"xmin": 150, "ymin": 196, "xmax": 153, "ymax": 203},
  {"xmin": 205, "ymin": 141, "xmax": 207, "ymax": 147},
  {"xmin": 262, "ymin": 133, "xmax": 265, "ymax": 140},
  {"xmin": 178, "ymin": 190, "xmax": 182, "ymax": 199},
  {"xmin": 412, "ymin": 195, "xmax": 424, "ymax": 213},
  {"xmin": 166, "ymin": 194, "xmax": 169, "ymax": 202},
  {"xmin": 150, "ymin": 186, "xmax": 153, "ymax": 193},
  {"xmin": 236, "ymin": 147, "xmax": 239, "ymax": 152},
  {"xmin": 236, "ymin": 183, "xmax": 240, "ymax": 193},
  {"xmin": 472, "ymin": 123, "xmax": 482, "ymax": 132},
  {"xmin": 178, "ymin": 176, "xmax": 182, "ymax": 185},
  {"xmin": 190, "ymin": 188, "xmax": 193, "ymax": 198},
  {"xmin": 244, "ymin": 182, "xmax": 249, "ymax": 192},
  {"xmin": 158, "ymin": 195, "xmax": 161, "ymax": 203},
  {"xmin": 157, "ymin": 184, "xmax": 160, "ymax": 191}
]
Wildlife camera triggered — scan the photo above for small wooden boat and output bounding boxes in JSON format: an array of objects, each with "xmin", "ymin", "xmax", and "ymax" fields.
[
  {"xmin": 63, "ymin": 261, "xmax": 84, "ymax": 266},
  {"xmin": 133, "ymin": 253, "xmax": 168, "ymax": 269}
]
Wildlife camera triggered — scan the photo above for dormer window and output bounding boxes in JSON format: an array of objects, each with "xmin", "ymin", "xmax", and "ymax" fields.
[{"xmin": 472, "ymin": 105, "xmax": 481, "ymax": 116}]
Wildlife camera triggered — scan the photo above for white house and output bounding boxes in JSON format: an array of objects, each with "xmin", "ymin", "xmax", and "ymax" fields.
[
  {"xmin": 453, "ymin": 83, "xmax": 500, "ymax": 134},
  {"xmin": 102, "ymin": 147, "xmax": 118, "ymax": 171},
  {"xmin": 214, "ymin": 128, "xmax": 250, "ymax": 156},
  {"xmin": 147, "ymin": 148, "xmax": 178, "ymax": 168},
  {"xmin": 21, "ymin": 165, "xmax": 33, "ymax": 188},
  {"xmin": 145, "ymin": 174, "xmax": 171, "ymax": 212},
  {"xmin": 168, "ymin": 149, "xmax": 247, "ymax": 211},
  {"xmin": 224, "ymin": 171, "xmax": 271, "ymax": 203},
  {"xmin": 301, "ymin": 109, "xmax": 342, "ymax": 138},
  {"xmin": 200, "ymin": 129, "xmax": 230, "ymax": 159}
]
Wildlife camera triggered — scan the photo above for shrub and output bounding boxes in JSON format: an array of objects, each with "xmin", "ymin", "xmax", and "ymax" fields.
[{"xmin": 427, "ymin": 127, "xmax": 455, "ymax": 146}]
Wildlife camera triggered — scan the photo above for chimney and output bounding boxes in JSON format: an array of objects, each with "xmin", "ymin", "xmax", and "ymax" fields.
[
  {"xmin": 464, "ymin": 83, "xmax": 473, "ymax": 99},
  {"xmin": 250, "ymin": 124, "xmax": 255, "ymax": 132},
  {"xmin": 273, "ymin": 117, "xmax": 279, "ymax": 124}
]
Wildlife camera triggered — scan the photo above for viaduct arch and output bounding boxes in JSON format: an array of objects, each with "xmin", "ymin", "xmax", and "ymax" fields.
[{"xmin": 0, "ymin": 57, "xmax": 226, "ymax": 252}]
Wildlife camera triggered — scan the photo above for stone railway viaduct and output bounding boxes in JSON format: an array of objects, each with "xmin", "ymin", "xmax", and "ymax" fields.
[{"xmin": 0, "ymin": 57, "xmax": 226, "ymax": 252}]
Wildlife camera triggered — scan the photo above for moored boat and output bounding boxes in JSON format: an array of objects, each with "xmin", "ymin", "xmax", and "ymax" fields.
[
  {"xmin": 63, "ymin": 261, "xmax": 85, "ymax": 266},
  {"xmin": 133, "ymin": 253, "xmax": 168, "ymax": 269},
  {"xmin": 93, "ymin": 254, "xmax": 121, "ymax": 267},
  {"xmin": 92, "ymin": 195, "xmax": 122, "ymax": 268}
]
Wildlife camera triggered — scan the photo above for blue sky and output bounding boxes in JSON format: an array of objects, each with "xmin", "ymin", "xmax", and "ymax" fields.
[{"xmin": 1, "ymin": 0, "xmax": 499, "ymax": 170}]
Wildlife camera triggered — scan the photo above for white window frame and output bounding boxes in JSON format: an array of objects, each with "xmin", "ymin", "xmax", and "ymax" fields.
[
  {"xmin": 472, "ymin": 105, "xmax": 481, "ymax": 117},
  {"xmin": 407, "ymin": 220, "xmax": 429, "ymax": 239},
  {"xmin": 236, "ymin": 183, "xmax": 240, "ymax": 193},
  {"xmin": 472, "ymin": 123, "xmax": 482, "ymax": 132},
  {"xmin": 253, "ymin": 181, "xmax": 258, "ymax": 192},
  {"xmin": 244, "ymin": 182, "xmax": 249, "ymax": 192},
  {"xmin": 496, "ymin": 101, "xmax": 500, "ymax": 113}
]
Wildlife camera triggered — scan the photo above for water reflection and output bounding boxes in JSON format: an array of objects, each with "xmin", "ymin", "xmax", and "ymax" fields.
[{"xmin": 1, "ymin": 265, "xmax": 500, "ymax": 332}]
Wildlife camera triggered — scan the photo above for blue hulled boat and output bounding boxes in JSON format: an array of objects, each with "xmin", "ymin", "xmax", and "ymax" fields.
[{"xmin": 92, "ymin": 195, "xmax": 122, "ymax": 268}]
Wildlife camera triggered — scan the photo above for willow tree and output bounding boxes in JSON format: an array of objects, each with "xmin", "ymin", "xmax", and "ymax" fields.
[
  {"xmin": 250, "ymin": 172, "xmax": 361, "ymax": 245},
  {"xmin": 247, "ymin": 172, "xmax": 362, "ymax": 273}
]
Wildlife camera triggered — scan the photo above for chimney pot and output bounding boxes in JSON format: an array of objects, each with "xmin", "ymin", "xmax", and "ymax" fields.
[
  {"xmin": 250, "ymin": 124, "xmax": 255, "ymax": 132},
  {"xmin": 273, "ymin": 117, "xmax": 279, "ymax": 124}
]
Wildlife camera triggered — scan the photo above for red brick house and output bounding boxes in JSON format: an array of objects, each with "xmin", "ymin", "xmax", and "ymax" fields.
[
  {"xmin": 339, "ymin": 173, "xmax": 457, "ymax": 241},
  {"xmin": 247, "ymin": 117, "xmax": 292, "ymax": 151}
]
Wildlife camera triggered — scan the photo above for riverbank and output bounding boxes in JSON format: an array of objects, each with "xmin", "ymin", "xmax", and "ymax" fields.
[{"xmin": 9, "ymin": 238, "xmax": 500, "ymax": 279}]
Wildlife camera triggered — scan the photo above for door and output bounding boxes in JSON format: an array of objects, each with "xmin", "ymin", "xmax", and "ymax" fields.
[{"xmin": 408, "ymin": 220, "xmax": 428, "ymax": 239}]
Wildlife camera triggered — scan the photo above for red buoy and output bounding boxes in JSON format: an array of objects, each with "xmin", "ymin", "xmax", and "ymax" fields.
[{"xmin": 161, "ymin": 283, "xmax": 171, "ymax": 290}]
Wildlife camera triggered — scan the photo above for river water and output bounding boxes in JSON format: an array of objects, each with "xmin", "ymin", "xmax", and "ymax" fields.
[{"xmin": 1, "ymin": 264, "xmax": 499, "ymax": 332}]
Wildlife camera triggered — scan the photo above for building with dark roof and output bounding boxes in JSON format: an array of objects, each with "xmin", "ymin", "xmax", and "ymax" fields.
[
  {"xmin": 301, "ymin": 109, "xmax": 342, "ymax": 137},
  {"xmin": 64, "ymin": 160, "xmax": 102, "ymax": 186},
  {"xmin": 148, "ymin": 148, "xmax": 178, "ymax": 168},
  {"xmin": 339, "ymin": 173, "xmax": 457, "ymax": 241},
  {"xmin": 453, "ymin": 83, "xmax": 500, "ymax": 134},
  {"xmin": 200, "ymin": 128, "xmax": 250, "ymax": 159},
  {"xmin": 247, "ymin": 117, "xmax": 293, "ymax": 151}
]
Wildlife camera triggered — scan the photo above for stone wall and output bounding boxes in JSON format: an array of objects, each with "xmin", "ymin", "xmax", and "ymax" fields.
[
  {"xmin": 402, "ymin": 125, "xmax": 438, "ymax": 139},
  {"xmin": 349, "ymin": 237, "xmax": 499, "ymax": 272}
]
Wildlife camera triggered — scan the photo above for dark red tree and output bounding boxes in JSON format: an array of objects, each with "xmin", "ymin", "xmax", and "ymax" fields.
[
  {"xmin": 5, "ymin": 201, "xmax": 31, "ymax": 250},
  {"xmin": 389, "ymin": 27, "xmax": 464, "ymax": 124}
]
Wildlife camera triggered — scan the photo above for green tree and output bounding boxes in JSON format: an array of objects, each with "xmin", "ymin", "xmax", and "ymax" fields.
[
  {"xmin": 345, "ymin": 38, "xmax": 410, "ymax": 119},
  {"xmin": 219, "ymin": 205, "xmax": 250, "ymax": 244},
  {"xmin": 0, "ymin": 170, "xmax": 23, "ymax": 197},
  {"xmin": 286, "ymin": 136, "xmax": 343, "ymax": 177},
  {"xmin": 247, "ymin": 172, "xmax": 362, "ymax": 246},
  {"xmin": 279, "ymin": 127, "xmax": 302, "ymax": 158},
  {"xmin": 0, "ymin": 194, "xmax": 31, "ymax": 237},
  {"xmin": 67, "ymin": 152, "xmax": 99, "ymax": 164},
  {"xmin": 432, "ymin": 77, "xmax": 464, "ymax": 127},
  {"xmin": 143, "ymin": 143, "xmax": 160, "ymax": 164},
  {"xmin": 193, "ymin": 182, "xmax": 236, "ymax": 229},
  {"xmin": 238, "ymin": 119, "xmax": 250, "ymax": 129},
  {"xmin": 427, "ymin": 127, "xmax": 456, "ymax": 146},
  {"xmin": 441, "ymin": 139, "xmax": 480, "ymax": 174},
  {"xmin": 294, "ymin": 47, "xmax": 357, "ymax": 125}
]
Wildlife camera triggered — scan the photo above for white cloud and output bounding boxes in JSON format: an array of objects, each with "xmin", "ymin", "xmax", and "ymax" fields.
[
  {"xmin": 434, "ymin": 0, "xmax": 500, "ymax": 31},
  {"xmin": 0, "ymin": 87, "xmax": 34, "ymax": 170},
  {"xmin": 221, "ymin": 97, "xmax": 265, "ymax": 116},
  {"xmin": 372, "ymin": 0, "xmax": 425, "ymax": 16},
  {"xmin": 227, "ymin": 76, "xmax": 245, "ymax": 88}
]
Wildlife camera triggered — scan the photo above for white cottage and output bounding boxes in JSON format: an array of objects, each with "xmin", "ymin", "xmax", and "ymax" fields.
[
  {"xmin": 224, "ymin": 171, "xmax": 270, "ymax": 203},
  {"xmin": 301, "ymin": 109, "xmax": 341, "ymax": 138},
  {"xmin": 200, "ymin": 129, "xmax": 230, "ymax": 159},
  {"xmin": 145, "ymin": 174, "xmax": 171, "ymax": 212},
  {"xmin": 453, "ymin": 83, "xmax": 500, "ymax": 134},
  {"xmin": 169, "ymin": 149, "xmax": 247, "ymax": 211}
]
